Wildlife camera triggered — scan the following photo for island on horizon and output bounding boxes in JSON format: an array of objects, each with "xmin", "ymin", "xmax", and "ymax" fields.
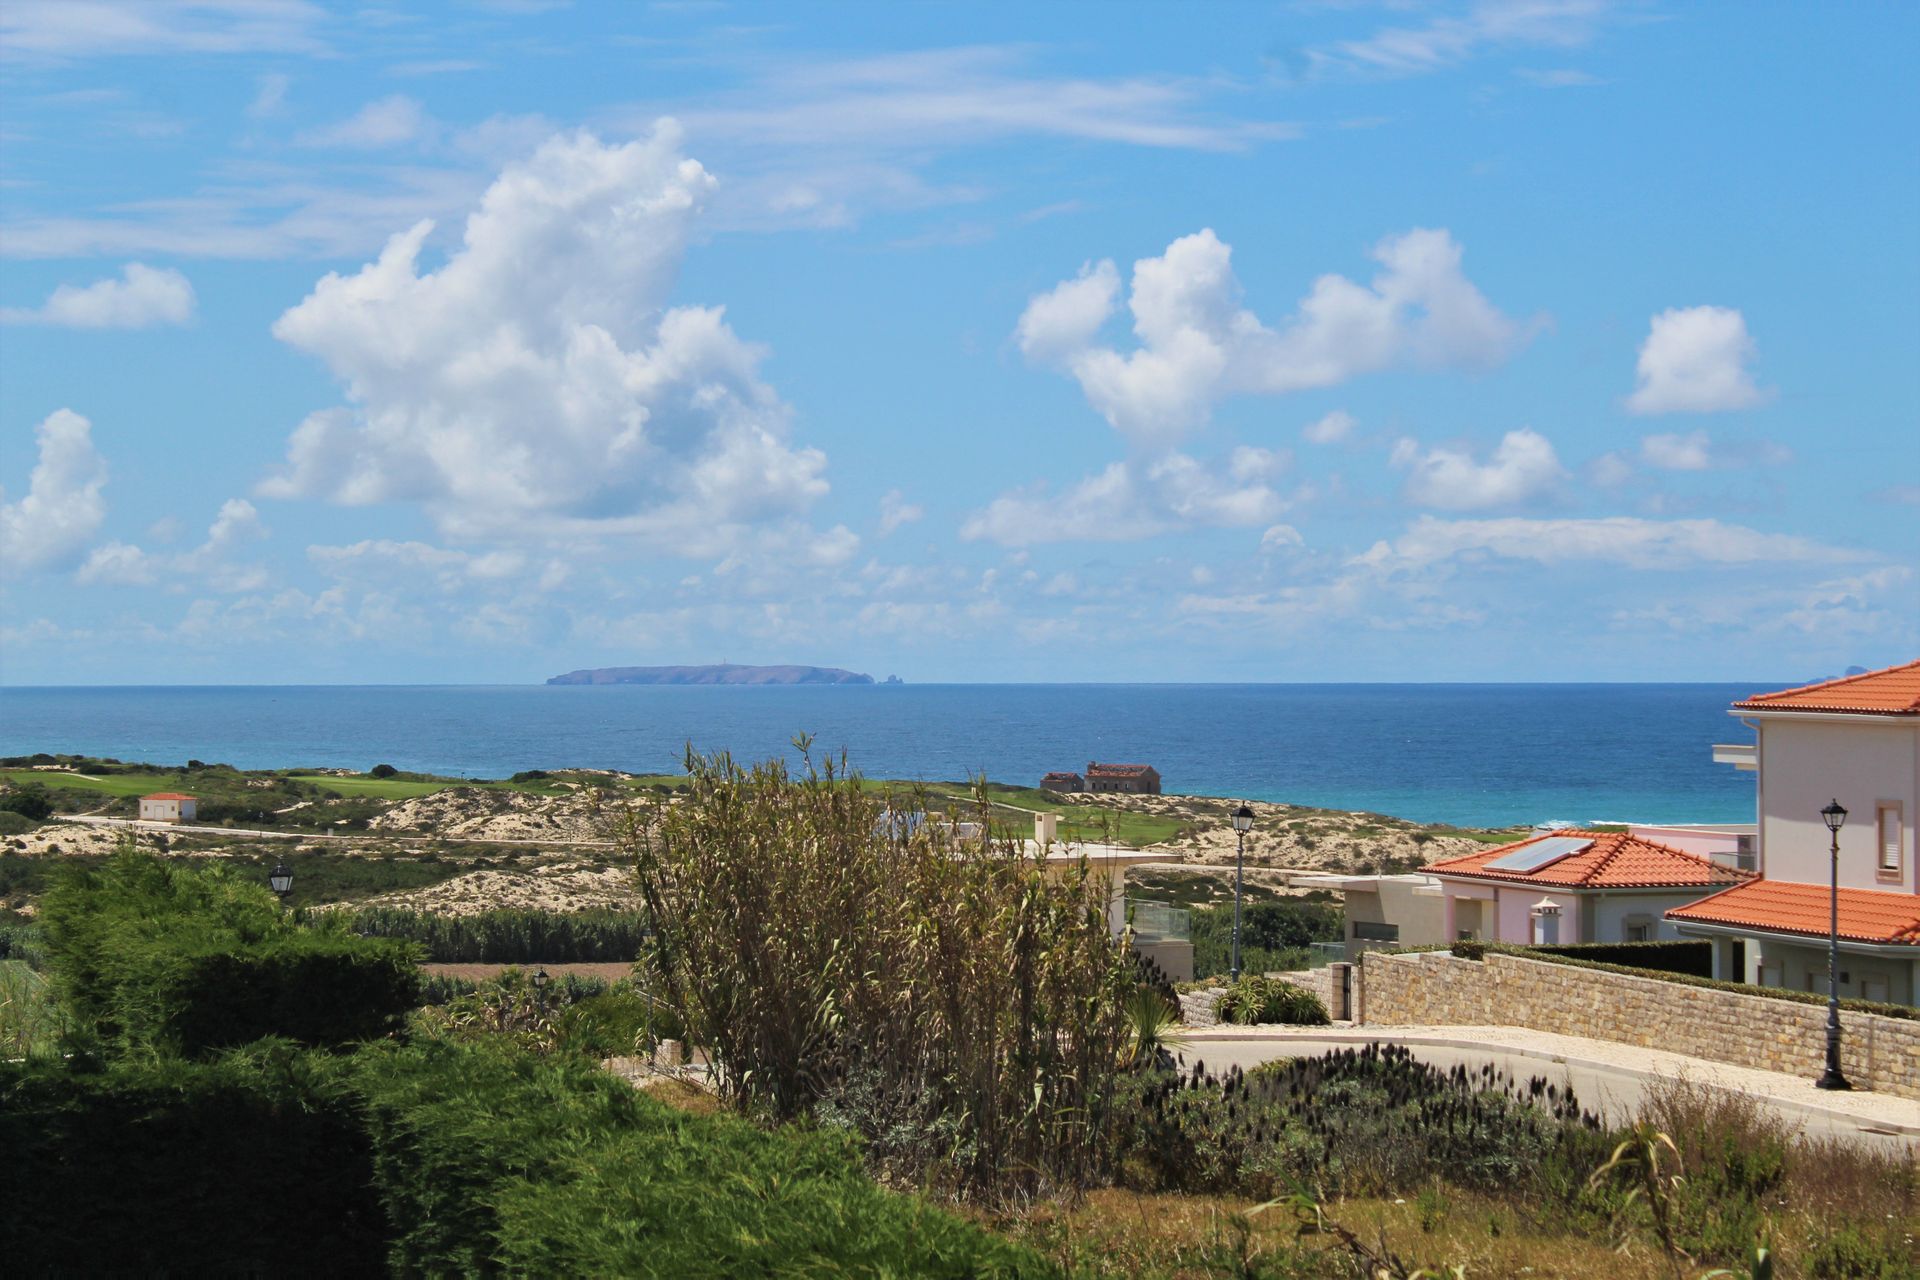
[{"xmin": 546, "ymin": 663, "xmax": 879, "ymax": 686}]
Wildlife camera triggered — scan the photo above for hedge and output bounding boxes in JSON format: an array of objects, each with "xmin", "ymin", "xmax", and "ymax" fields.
[
  {"xmin": 1444, "ymin": 941, "xmax": 1916, "ymax": 1022},
  {"xmin": 1531, "ymin": 939, "xmax": 1713, "ymax": 978},
  {"xmin": 41, "ymin": 849, "xmax": 420, "ymax": 1056},
  {"xmin": 0, "ymin": 1039, "xmax": 1049, "ymax": 1277},
  {"xmin": 343, "ymin": 904, "xmax": 649, "ymax": 964},
  {"xmin": 0, "ymin": 1043, "xmax": 386, "ymax": 1273}
]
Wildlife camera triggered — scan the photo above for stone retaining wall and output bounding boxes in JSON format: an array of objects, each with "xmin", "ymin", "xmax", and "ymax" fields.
[
  {"xmin": 1274, "ymin": 966, "xmax": 1336, "ymax": 1012},
  {"xmin": 1361, "ymin": 949, "xmax": 1920, "ymax": 1101}
]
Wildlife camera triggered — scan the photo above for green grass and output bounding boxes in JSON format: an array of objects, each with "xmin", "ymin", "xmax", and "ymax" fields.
[
  {"xmin": 0, "ymin": 769, "xmax": 180, "ymax": 798},
  {"xmin": 282, "ymin": 774, "xmax": 471, "ymax": 799},
  {"xmin": 0, "ymin": 960, "xmax": 63, "ymax": 1058}
]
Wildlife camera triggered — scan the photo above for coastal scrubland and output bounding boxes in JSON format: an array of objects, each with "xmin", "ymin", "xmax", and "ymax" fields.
[
  {"xmin": 3, "ymin": 762, "xmax": 1914, "ymax": 1277},
  {"xmin": 0, "ymin": 753, "xmax": 1510, "ymax": 928}
]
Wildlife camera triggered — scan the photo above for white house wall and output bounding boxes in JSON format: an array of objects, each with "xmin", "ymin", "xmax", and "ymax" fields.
[{"xmin": 1758, "ymin": 718, "xmax": 1920, "ymax": 892}]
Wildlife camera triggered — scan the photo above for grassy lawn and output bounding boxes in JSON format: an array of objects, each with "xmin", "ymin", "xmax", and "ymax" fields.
[
  {"xmin": 0, "ymin": 769, "xmax": 181, "ymax": 798},
  {"xmin": 283, "ymin": 774, "xmax": 473, "ymax": 800}
]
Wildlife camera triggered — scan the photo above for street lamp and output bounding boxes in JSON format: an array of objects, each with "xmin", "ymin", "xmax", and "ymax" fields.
[
  {"xmin": 268, "ymin": 862, "xmax": 294, "ymax": 904},
  {"xmin": 1230, "ymin": 804, "xmax": 1255, "ymax": 981},
  {"xmin": 531, "ymin": 966, "xmax": 551, "ymax": 1014},
  {"xmin": 1816, "ymin": 799, "xmax": 1851, "ymax": 1091}
]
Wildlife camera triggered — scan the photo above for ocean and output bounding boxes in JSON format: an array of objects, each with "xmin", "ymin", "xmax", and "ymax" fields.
[{"xmin": 0, "ymin": 683, "xmax": 1762, "ymax": 829}]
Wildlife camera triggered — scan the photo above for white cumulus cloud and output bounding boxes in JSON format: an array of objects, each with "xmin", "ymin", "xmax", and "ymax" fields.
[
  {"xmin": 877, "ymin": 489, "xmax": 924, "ymax": 536},
  {"xmin": 1357, "ymin": 515, "xmax": 1865, "ymax": 573},
  {"xmin": 1626, "ymin": 305, "xmax": 1770, "ymax": 415},
  {"xmin": 259, "ymin": 125, "xmax": 830, "ymax": 547},
  {"xmin": 0, "ymin": 262, "xmax": 194, "ymax": 328},
  {"xmin": 1391, "ymin": 427, "xmax": 1564, "ymax": 510},
  {"xmin": 1302, "ymin": 409, "xmax": 1356, "ymax": 444},
  {"xmin": 1017, "ymin": 227, "xmax": 1522, "ymax": 446},
  {"xmin": 298, "ymin": 94, "xmax": 434, "ymax": 148},
  {"xmin": 961, "ymin": 451, "xmax": 1288, "ymax": 546},
  {"xmin": 1, "ymin": 408, "xmax": 108, "ymax": 574}
]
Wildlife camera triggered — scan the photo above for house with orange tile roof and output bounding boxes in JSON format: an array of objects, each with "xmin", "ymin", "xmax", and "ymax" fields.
[
  {"xmin": 1425, "ymin": 830, "xmax": 1753, "ymax": 946},
  {"xmin": 1666, "ymin": 659, "xmax": 1920, "ymax": 1005},
  {"xmin": 138, "ymin": 792, "xmax": 197, "ymax": 823}
]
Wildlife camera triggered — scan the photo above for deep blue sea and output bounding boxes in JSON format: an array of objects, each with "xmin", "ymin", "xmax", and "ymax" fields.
[{"xmin": 0, "ymin": 683, "xmax": 1761, "ymax": 828}]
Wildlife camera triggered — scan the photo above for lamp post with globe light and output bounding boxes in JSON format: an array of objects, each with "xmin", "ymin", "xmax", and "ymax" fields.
[
  {"xmin": 1230, "ymin": 804, "xmax": 1254, "ymax": 981},
  {"xmin": 1816, "ymin": 799, "xmax": 1851, "ymax": 1091}
]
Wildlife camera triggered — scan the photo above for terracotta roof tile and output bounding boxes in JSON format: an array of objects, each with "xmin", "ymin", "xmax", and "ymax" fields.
[
  {"xmin": 1667, "ymin": 880, "xmax": 1920, "ymax": 946},
  {"xmin": 141, "ymin": 792, "xmax": 196, "ymax": 801},
  {"xmin": 1086, "ymin": 763, "xmax": 1156, "ymax": 777},
  {"xmin": 1732, "ymin": 658, "xmax": 1920, "ymax": 715},
  {"xmin": 1427, "ymin": 830, "xmax": 1752, "ymax": 890}
]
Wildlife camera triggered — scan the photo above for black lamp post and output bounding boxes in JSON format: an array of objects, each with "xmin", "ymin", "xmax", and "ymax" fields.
[
  {"xmin": 1230, "ymin": 804, "xmax": 1254, "ymax": 981},
  {"xmin": 531, "ymin": 966, "xmax": 551, "ymax": 1014},
  {"xmin": 268, "ymin": 862, "xmax": 294, "ymax": 905},
  {"xmin": 1816, "ymin": 799, "xmax": 1851, "ymax": 1091}
]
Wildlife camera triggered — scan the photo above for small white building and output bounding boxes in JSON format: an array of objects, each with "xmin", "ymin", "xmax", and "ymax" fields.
[{"xmin": 139, "ymin": 792, "xmax": 197, "ymax": 823}]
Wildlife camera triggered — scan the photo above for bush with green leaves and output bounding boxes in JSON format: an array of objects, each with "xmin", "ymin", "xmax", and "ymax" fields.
[
  {"xmin": 41, "ymin": 847, "xmax": 419, "ymax": 1057},
  {"xmin": 0, "ymin": 809, "xmax": 43, "ymax": 836},
  {"xmin": 0, "ymin": 1038, "xmax": 1046, "ymax": 1277},
  {"xmin": 1188, "ymin": 900, "xmax": 1342, "ymax": 979},
  {"xmin": 1214, "ymin": 975, "xmax": 1330, "ymax": 1025},
  {"xmin": 0, "ymin": 783, "xmax": 54, "ymax": 821},
  {"xmin": 345, "ymin": 904, "xmax": 649, "ymax": 963},
  {"xmin": 1113, "ymin": 1044, "xmax": 1610, "ymax": 1201}
]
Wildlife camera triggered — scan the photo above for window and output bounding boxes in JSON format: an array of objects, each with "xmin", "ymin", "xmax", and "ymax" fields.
[
  {"xmin": 1353, "ymin": 921, "xmax": 1400, "ymax": 942},
  {"xmin": 1625, "ymin": 922, "xmax": 1651, "ymax": 943},
  {"xmin": 1879, "ymin": 804, "xmax": 1903, "ymax": 874}
]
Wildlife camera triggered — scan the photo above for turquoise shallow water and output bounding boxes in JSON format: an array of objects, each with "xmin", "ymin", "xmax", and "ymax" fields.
[{"xmin": 0, "ymin": 682, "xmax": 1761, "ymax": 829}]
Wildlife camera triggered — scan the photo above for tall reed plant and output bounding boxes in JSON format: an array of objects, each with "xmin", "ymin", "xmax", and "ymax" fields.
[{"xmin": 623, "ymin": 743, "xmax": 1139, "ymax": 1199}]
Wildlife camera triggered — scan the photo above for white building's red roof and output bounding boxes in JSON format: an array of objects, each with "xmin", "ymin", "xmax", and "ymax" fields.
[{"xmin": 1733, "ymin": 658, "xmax": 1920, "ymax": 716}]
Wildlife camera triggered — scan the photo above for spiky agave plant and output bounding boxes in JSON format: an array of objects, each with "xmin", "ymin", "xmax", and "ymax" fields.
[{"xmin": 1120, "ymin": 987, "xmax": 1188, "ymax": 1070}]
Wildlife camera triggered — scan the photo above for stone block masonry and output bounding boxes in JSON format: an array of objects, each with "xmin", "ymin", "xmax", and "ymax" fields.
[{"xmin": 1360, "ymin": 949, "xmax": 1920, "ymax": 1101}]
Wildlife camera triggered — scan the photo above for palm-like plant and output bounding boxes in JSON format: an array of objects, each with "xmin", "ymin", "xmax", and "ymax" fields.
[{"xmin": 1121, "ymin": 988, "xmax": 1187, "ymax": 1070}]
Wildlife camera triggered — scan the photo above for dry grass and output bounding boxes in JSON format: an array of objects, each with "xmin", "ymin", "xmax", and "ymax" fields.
[
  {"xmin": 980, "ymin": 1187, "xmax": 1674, "ymax": 1279},
  {"xmin": 637, "ymin": 1076, "xmax": 724, "ymax": 1117}
]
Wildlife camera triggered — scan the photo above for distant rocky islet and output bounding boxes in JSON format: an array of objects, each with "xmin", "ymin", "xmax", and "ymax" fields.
[{"xmin": 546, "ymin": 663, "xmax": 890, "ymax": 687}]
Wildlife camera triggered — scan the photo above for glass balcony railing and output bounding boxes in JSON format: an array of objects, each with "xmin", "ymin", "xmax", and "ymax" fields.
[{"xmin": 1126, "ymin": 898, "xmax": 1190, "ymax": 942}]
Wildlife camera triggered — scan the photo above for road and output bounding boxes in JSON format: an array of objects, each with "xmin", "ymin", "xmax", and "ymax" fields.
[
  {"xmin": 56, "ymin": 813, "xmax": 618, "ymax": 848},
  {"xmin": 1181, "ymin": 1030, "xmax": 1919, "ymax": 1156}
]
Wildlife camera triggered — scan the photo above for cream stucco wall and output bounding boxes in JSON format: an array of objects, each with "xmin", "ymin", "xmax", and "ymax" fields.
[{"xmin": 1755, "ymin": 716, "xmax": 1920, "ymax": 892}]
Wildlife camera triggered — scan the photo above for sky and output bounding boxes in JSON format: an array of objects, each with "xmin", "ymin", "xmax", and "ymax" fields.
[{"xmin": 1, "ymin": 0, "xmax": 1916, "ymax": 685}]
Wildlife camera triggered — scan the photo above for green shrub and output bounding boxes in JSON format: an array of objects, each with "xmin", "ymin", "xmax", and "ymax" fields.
[
  {"xmin": 0, "ymin": 784, "xmax": 54, "ymax": 821},
  {"xmin": 370, "ymin": 763, "xmax": 398, "ymax": 778},
  {"xmin": 0, "ymin": 917, "xmax": 45, "ymax": 967},
  {"xmin": 41, "ymin": 848, "xmax": 419, "ymax": 1057},
  {"xmin": 0, "ymin": 1043, "xmax": 386, "ymax": 1273},
  {"xmin": 1806, "ymin": 1223, "xmax": 1914, "ymax": 1279},
  {"xmin": 345, "ymin": 904, "xmax": 649, "ymax": 963},
  {"xmin": 0, "ymin": 809, "xmax": 41, "ymax": 835},
  {"xmin": 3, "ymin": 1039, "xmax": 1043, "ymax": 1276},
  {"xmin": 353, "ymin": 1039, "xmax": 1045, "ymax": 1276},
  {"xmin": 1214, "ymin": 975, "xmax": 1330, "ymax": 1026},
  {"xmin": 1188, "ymin": 900, "xmax": 1342, "ymax": 979},
  {"xmin": 1113, "ymin": 1043, "xmax": 1608, "ymax": 1199},
  {"xmin": 1532, "ymin": 939, "xmax": 1713, "ymax": 978}
]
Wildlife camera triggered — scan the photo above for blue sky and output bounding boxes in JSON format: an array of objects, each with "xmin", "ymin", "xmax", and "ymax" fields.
[{"xmin": 1, "ymin": 0, "xmax": 1915, "ymax": 684}]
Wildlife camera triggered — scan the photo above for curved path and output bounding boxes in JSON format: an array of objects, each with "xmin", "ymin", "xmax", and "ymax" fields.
[{"xmin": 1181, "ymin": 1024, "xmax": 1919, "ymax": 1155}]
